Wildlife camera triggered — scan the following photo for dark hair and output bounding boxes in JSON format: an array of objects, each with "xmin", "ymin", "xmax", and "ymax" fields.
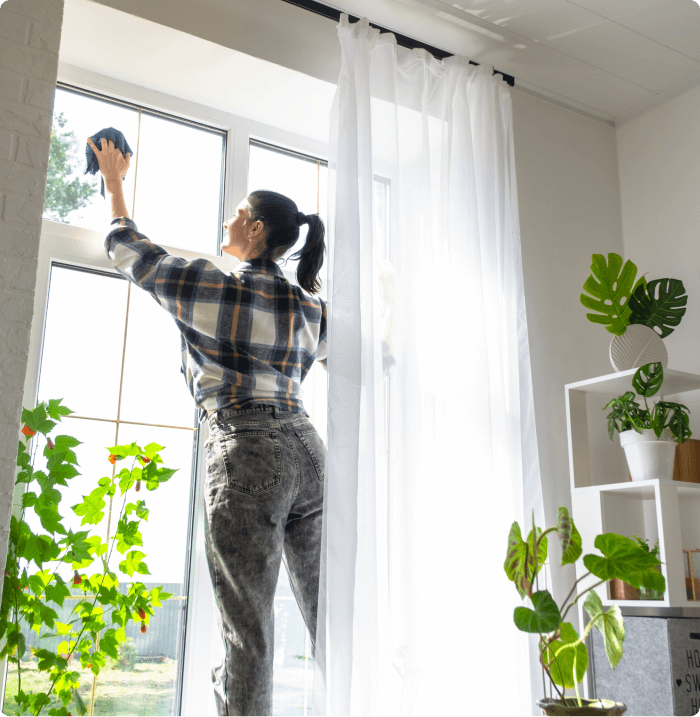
[{"xmin": 246, "ymin": 190, "xmax": 326, "ymax": 295}]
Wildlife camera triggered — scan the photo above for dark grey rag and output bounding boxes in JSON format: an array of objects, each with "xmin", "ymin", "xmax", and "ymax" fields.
[{"xmin": 84, "ymin": 127, "xmax": 134, "ymax": 199}]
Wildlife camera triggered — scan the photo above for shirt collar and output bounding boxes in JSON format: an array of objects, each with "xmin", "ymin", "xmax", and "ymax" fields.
[{"xmin": 234, "ymin": 257, "xmax": 286, "ymax": 279}]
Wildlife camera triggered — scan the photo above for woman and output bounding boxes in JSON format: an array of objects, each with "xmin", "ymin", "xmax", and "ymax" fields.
[{"xmin": 88, "ymin": 137, "xmax": 328, "ymax": 716}]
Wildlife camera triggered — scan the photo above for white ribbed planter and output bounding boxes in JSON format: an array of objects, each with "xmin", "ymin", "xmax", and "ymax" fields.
[{"xmin": 619, "ymin": 429, "xmax": 676, "ymax": 482}]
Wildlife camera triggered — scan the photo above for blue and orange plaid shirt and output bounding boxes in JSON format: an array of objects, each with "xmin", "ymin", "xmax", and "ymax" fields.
[{"xmin": 105, "ymin": 216, "xmax": 328, "ymax": 416}]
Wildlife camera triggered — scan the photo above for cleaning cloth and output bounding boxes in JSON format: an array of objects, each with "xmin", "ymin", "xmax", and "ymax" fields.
[{"xmin": 84, "ymin": 127, "xmax": 134, "ymax": 199}]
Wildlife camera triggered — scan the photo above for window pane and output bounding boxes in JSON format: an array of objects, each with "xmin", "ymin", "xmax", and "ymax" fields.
[
  {"xmin": 133, "ymin": 113, "xmax": 224, "ymax": 256},
  {"xmin": 44, "ymin": 88, "xmax": 139, "ymax": 231},
  {"xmin": 248, "ymin": 144, "xmax": 320, "ymax": 275},
  {"xmin": 37, "ymin": 265, "xmax": 128, "ymax": 420},
  {"xmin": 119, "ymin": 282, "xmax": 195, "ymax": 428}
]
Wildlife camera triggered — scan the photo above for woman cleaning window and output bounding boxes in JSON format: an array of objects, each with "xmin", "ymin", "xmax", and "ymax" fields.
[{"xmin": 87, "ymin": 136, "xmax": 328, "ymax": 716}]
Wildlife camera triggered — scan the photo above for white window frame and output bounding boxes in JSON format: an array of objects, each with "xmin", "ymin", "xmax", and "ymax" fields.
[{"xmin": 10, "ymin": 64, "xmax": 334, "ymax": 717}]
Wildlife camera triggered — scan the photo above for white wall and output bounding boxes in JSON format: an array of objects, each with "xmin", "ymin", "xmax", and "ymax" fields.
[
  {"xmin": 0, "ymin": 0, "xmax": 64, "ymax": 614},
  {"xmin": 616, "ymin": 84, "xmax": 700, "ymax": 388}
]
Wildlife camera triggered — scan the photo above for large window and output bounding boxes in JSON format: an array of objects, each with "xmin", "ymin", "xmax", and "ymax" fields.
[{"xmin": 4, "ymin": 84, "xmax": 226, "ymax": 717}]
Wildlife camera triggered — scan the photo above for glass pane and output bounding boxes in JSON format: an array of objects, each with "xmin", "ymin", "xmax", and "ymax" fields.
[
  {"xmin": 133, "ymin": 113, "xmax": 224, "ymax": 256},
  {"xmin": 273, "ymin": 566, "xmax": 313, "ymax": 717},
  {"xmin": 247, "ymin": 144, "xmax": 321, "ymax": 276},
  {"xmin": 44, "ymin": 88, "xmax": 139, "ymax": 231},
  {"xmin": 37, "ymin": 265, "xmax": 128, "ymax": 420},
  {"xmin": 119, "ymin": 282, "xmax": 195, "ymax": 428}
]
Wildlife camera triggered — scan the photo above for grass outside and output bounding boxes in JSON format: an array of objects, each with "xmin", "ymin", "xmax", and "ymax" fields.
[{"xmin": 3, "ymin": 659, "xmax": 176, "ymax": 716}]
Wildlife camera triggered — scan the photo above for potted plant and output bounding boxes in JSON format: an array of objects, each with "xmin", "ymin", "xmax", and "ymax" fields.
[
  {"xmin": 603, "ymin": 361, "xmax": 692, "ymax": 482},
  {"xmin": 580, "ymin": 253, "xmax": 687, "ymax": 372},
  {"xmin": 505, "ymin": 506, "xmax": 666, "ymax": 715},
  {"xmin": 631, "ymin": 535, "xmax": 663, "ymax": 601}
]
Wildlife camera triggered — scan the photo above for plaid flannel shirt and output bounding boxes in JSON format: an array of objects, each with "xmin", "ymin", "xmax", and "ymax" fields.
[{"xmin": 105, "ymin": 216, "xmax": 328, "ymax": 417}]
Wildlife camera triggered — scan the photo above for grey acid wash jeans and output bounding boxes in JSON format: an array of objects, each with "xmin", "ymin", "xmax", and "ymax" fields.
[{"xmin": 203, "ymin": 403, "xmax": 326, "ymax": 716}]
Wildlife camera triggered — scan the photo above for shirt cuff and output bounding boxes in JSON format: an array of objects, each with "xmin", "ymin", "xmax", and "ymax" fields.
[{"xmin": 110, "ymin": 216, "xmax": 137, "ymax": 231}]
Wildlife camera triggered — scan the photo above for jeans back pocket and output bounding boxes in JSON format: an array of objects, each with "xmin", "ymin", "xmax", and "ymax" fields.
[
  {"xmin": 218, "ymin": 430, "xmax": 282, "ymax": 495},
  {"xmin": 296, "ymin": 429, "xmax": 326, "ymax": 482}
]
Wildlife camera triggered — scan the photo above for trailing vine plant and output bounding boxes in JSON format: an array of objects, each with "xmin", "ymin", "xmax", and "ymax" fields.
[{"xmin": 0, "ymin": 400, "xmax": 175, "ymax": 716}]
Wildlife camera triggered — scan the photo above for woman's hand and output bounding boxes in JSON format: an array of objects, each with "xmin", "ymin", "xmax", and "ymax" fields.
[{"xmin": 87, "ymin": 136, "xmax": 131, "ymax": 182}]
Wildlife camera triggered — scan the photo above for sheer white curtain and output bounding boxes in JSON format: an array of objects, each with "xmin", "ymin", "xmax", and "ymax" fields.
[{"xmin": 312, "ymin": 14, "xmax": 539, "ymax": 715}]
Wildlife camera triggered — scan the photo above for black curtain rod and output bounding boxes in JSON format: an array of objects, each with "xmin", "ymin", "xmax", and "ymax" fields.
[{"xmin": 279, "ymin": 0, "xmax": 515, "ymax": 87}]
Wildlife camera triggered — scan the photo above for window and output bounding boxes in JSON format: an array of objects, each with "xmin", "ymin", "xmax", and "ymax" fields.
[
  {"xmin": 4, "ymin": 83, "xmax": 226, "ymax": 717},
  {"xmin": 44, "ymin": 85, "xmax": 226, "ymax": 256}
]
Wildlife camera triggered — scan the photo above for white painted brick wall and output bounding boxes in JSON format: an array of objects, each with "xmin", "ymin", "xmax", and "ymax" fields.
[{"xmin": 0, "ymin": 0, "xmax": 64, "ymax": 616}]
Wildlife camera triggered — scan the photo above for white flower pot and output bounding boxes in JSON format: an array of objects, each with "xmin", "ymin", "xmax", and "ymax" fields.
[{"xmin": 619, "ymin": 428, "xmax": 676, "ymax": 482}]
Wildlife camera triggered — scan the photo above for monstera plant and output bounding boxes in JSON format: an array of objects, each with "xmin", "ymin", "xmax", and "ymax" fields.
[{"xmin": 580, "ymin": 254, "xmax": 687, "ymax": 338}]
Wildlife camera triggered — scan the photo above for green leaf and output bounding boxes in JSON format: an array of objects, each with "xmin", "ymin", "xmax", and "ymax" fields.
[
  {"xmin": 628, "ymin": 278, "xmax": 687, "ymax": 339},
  {"xmin": 583, "ymin": 590, "xmax": 625, "ymax": 669},
  {"xmin": 504, "ymin": 521, "xmax": 547, "ymax": 599},
  {"xmin": 109, "ymin": 442, "xmax": 142, "ymax": 458},
  {"xmin": 143, "ymin": 443, "xmax": 164, "ymax": 459},
  {"xmin": 543, "ymin": 635, "xmax": 588, "ymax": 688},
  {"xmin": 49, "ymin": 463, "xmax": 80, "ymax": 483},
  {"xmin": 47, "ymin": 399, "xmax": 73, "ymax": 420},
  {"xmin": 45, "ymin": 579, "xmax": 72, "ymax": 608},
  {"xmin": 16, "ymin": 632, "xmax": 26, "ymax": 661},
  {"xmin": 557, "ymin": 507, "xmax": 583, "ymax": 565},
  {"xmin": 582, "ymin": 533, "xmax": 666, "ymax": 592},
  {"xmin": 71, "ymin": 493, "xmax": 106, "ymax": 527},
  {"xmin": 513, "ymin": 590, "xmax": 562, "ymax": 634},
  {"xmin": 54, "ymin": 435, "xmax": 81, "ymax": 451},
  {"xmin": 72, "ymin": 686, "xmax": 87, "ymax": 715},
  {"xmin": 580, "ymin": 254, "xmax": 646, "ymax": 335},
  {"xmin": 632, "ymin": 362, "xmax": 664, "ymax": 398},
  {"xmin": 35, "ymin": 648, "xmax": 57, "ymax": 670},
  {"xmin": 37, "ymin": 419, "xmax": 57, "ymax": 434},
  {"xmin": 101, "ymin": 629, "xmax": 119, "ymax": 660},
  {"xmin": 56, "ymin": 622, "xmax": 73, "ymax": 635},
  {"xmin": 119, "ymin": 550, "xmax": 149, "ymax": 577},
  {"xmin": 155, "ymin": 467, "xmax": 177, "ymax": 483},
  {"xmin": 21, "ymin": 491, "xmax": 37, "ymax": 508},
  {"xmin": 115, "ymin": 518, "xmax": 143, "ymax": 554}
]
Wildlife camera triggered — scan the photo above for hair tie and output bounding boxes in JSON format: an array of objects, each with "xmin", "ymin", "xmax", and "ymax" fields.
[{"xmin": 296, "ymin": 211, "xmax": 306, "ymax": 225}]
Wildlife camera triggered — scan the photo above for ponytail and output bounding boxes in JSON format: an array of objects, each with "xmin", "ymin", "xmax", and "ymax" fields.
[
  {"xmin": 247, "ymin": 190, "xmax": 326, "ymax": 295},
  {"xmin": 290, "ymin": 213, "xmax": 325, "ymax": 295}
]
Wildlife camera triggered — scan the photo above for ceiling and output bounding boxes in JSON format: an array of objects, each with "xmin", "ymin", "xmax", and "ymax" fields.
[
  {"xmin": 61, "ymin": 0, "xmax": 700, "ymax": 131},
  {"xmin": 334, "ymin": 0, "xmax": 700, "ymax": 123}
]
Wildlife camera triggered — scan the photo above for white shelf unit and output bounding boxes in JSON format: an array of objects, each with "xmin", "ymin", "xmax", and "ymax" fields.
[{"xmin": 565, "ymin": 367, "xmax": 700, "ymax": 613}]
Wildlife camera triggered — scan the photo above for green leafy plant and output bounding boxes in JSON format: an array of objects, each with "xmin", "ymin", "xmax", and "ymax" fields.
[
  {"xmin": 44, "ymin": 112, "xmax": 98, "ymax": 223},
  {"xmin": 580, "ymin": 253, "xmax": 687, "ymax": 338},
  {"xmin": 0, "ymin": 400, "xmax": 175, "ymax": 716},
  {"xmin": 630, "ymin": 535, "xmax": 663, "ymax": 600},
  {"xmin": 104, "ymin": 637, "xmax": 137, "ymax": 671},
  {"xmin": 505, "ymin": 506, "xmax": 665, "ymax": 708},
  {"xmin": 631, "ymin": 534, "xmax": 659, "ymax": 560},
  {"xmin": 603, "ymin": 362, "xmax": 692, "ymax": 443}
]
